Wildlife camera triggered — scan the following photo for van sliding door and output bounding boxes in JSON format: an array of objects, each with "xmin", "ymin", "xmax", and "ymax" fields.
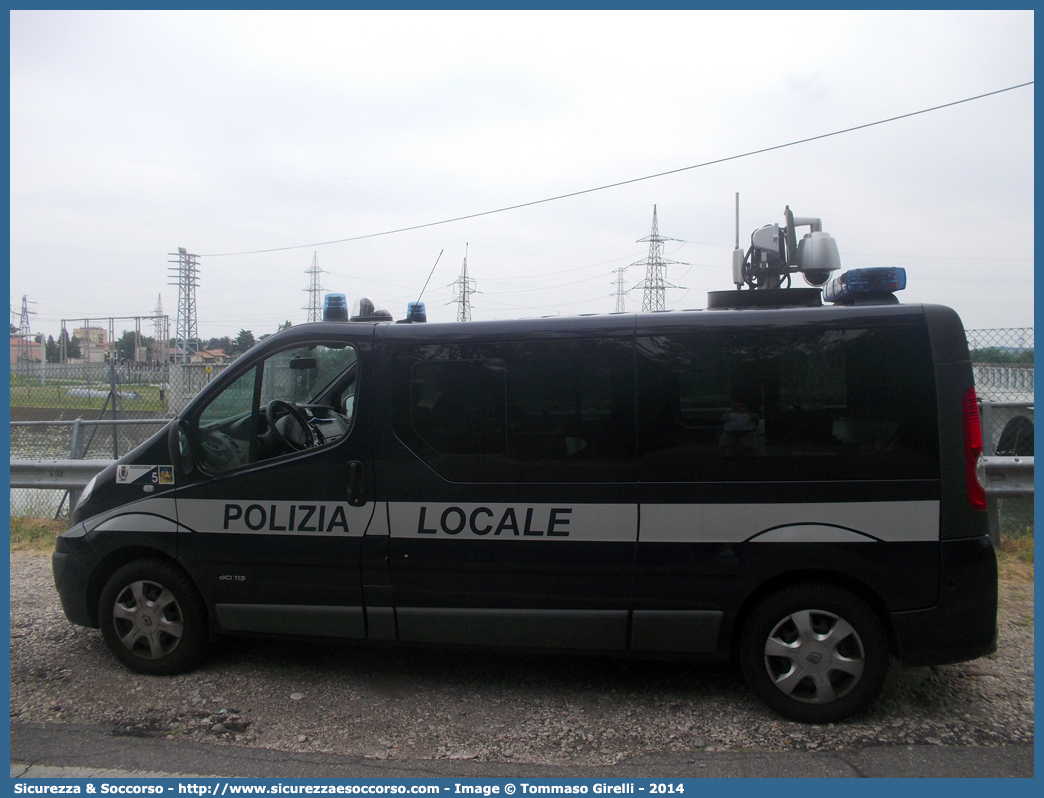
[{"xmin": 380, "ymin": 327, "xmax": 638, "ymax": 651}]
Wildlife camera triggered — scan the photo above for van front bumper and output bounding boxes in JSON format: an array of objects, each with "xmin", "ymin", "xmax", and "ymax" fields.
[{"xmin": 52, "ymin": 528, "xmax": 99, "ymax": 629}]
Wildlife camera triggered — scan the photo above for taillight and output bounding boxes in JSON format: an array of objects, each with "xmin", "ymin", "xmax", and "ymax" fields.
[{"xmin": 962, "ymin": 387, "xmax": 986, "ymax": 510}]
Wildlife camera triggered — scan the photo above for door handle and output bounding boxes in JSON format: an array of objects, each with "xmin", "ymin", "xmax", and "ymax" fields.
[{"xmin": 346, "ymin": 461, "xmax": 368, "ymax": 507}]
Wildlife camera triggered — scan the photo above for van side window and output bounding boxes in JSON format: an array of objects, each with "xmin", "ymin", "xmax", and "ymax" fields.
[
  {"xmin": 411, "ymin": 359, "xmax": 507, "ymax": 455},
  {"xmin": 392, "ymin": 339, "xmax": 635, "ymax": 482},
  {"xmin": 637, "ymin": 327, "xmax": 939, "ymax": 482}
]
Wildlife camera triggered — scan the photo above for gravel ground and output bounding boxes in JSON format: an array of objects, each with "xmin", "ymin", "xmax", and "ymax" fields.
[{"xmin": 10, "ymin": 552, "xmax": 1034, "ymax": 766}]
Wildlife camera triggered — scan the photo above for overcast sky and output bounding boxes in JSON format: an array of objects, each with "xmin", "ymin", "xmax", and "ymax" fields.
[{"xmin": 9, "ymin": 10, "xmax": 1035, "ymax": 343}]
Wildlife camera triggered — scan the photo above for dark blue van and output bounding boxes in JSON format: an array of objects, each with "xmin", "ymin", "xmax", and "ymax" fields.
[{"xmin": 53, "ymin": 294, "xmax": 997, "ymax": 723}]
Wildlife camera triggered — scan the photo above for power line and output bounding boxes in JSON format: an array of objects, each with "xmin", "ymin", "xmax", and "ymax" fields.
[
  {"xmin": 845, "ymin": 253, "xmax": 1033, "ymax": 262},
  {"xmin": 200, "ymin": 81, "xmax": 1033, "ymax": 258},
  {"xmin": 482, "ymin": 273, "xmax": 620, "ymax": 295}
]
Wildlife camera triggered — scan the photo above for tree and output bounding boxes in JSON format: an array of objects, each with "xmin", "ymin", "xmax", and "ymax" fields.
[
  {"xmin": 234, "ymin": 329, "xmax": 256, "ymax": 355},
  {"xmin": 205, "ymin": 336, "xmax": 233, "ymax": 353},
  {"xmin": 114, "ymin": 330, "xmax": 156, "ymax": 361},
  {"xmin": 45, "ymin": 335, "xmax": 59, "ymax": 363},
  {"xmin": 970, "ymin": 347, "xmax": 1035, "ymax": 364},
  {"xmin": 59, "ymin": 329, "xmax": 81, "ymax": 360},
  {"xmin": 114, "ymin": 331, "xmax": 137, "ymax": 361}
]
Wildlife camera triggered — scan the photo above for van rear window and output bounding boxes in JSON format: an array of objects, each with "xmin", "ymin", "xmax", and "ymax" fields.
[{"xmin": 636, "ymin": 327, "xmax": 940, "ymax": 482}]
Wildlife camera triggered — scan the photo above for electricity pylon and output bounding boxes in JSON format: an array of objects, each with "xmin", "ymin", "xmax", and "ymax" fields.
[
  {"xmin": 167, "ymin": 248, "xmax": 200, "ymax": 363},
  {"xmin": 303, "ymin": 252, "xmax": 325, "ymax": 323},
  {"xmin": 152, "ymin": 294, "xmax": 169, "ymax": 362},
  {"xmin": 16, "ymin": 295, "xmax": 34, "ymax": 369},
  {"xmin": 611, "ymin": 266, "xmax": 630, "ymax": 313},
  {"xmin": 450, "ymin": 245, "xmax": 478, "ymax": 322},
  {"xmin": 630, "ymin": 205, "xmax": 685, "ymax": 312}
]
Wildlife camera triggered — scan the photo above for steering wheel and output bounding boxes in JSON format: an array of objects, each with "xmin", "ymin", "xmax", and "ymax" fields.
[
  {"xmin": 200, "ymin": 432, "xmax": 244, "ymax": 472},
  {"xmin": 264, "ymin": 400, "xmax": 315, "ymax": 451}
]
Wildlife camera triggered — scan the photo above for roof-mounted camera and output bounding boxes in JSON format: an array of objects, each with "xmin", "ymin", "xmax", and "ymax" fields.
[
  {"xmin": 710, "ymin": 205, "xmax": 840, "ymax": 309},
  {"xmin": 737, "ymin": 205, "xmax": 841, "ymax": 291},
  {"xmin": 708, "ymin": 199, "xmax": 903, "ymax": 310}
]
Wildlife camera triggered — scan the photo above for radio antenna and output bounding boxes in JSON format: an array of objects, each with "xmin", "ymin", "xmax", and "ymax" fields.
[
  {"xmin": 416, "ymin": 249, "xmax": 443, "ymax": 305},
  {"xmin": 732, "ymin": 192, "xmax": 744, "ymax": 289}
]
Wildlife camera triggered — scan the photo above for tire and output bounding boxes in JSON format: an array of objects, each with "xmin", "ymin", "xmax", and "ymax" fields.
[
  {"xmin": 740, "ymin": 583, "xmax": 889, "ymax": 723},
  {"xmin": 98, "ymin": 559, "xmax": 208, "ymax": 675}
]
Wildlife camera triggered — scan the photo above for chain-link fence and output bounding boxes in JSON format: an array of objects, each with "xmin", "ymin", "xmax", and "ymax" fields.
[
  {"xmin": 966, "ymin": 328, "xmax": 1034, "ymax": 539},
  {"xmin": 966, "ymin": 330, "xmax": 1034, "ymax": 442},
  {"xmin": 10, "ymin": 360, "xmax": 228, "ymax": 516}
]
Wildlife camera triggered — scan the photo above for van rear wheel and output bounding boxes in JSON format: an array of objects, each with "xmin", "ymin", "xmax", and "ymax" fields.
[
  {"xmin": 740, "ymin": 584, "xmax": 888, "ymax": 723},
  {"xmin": 98, "ymin": 559, "xmax": 208, "ymax": 675}
]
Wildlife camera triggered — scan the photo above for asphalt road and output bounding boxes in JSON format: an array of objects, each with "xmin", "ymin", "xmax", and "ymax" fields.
[{"xmin": 10, "ymin": 721, "xmax": 1034, "ymax": 778}]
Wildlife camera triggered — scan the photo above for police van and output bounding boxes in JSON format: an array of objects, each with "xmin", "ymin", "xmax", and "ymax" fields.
[{"xmin": 52, "ymin": 211, "xmax": 997, "ymax": 723}]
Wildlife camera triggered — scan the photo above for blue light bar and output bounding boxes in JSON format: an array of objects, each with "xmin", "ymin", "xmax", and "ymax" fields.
[
  {"xmin": 406, "ymin": 301, "xmax": 427, "ymax": 323},
  {"xmin": 323, "ymin": 293, "xmax": 348, "ymax": 321},
  {"xmin": 824, "ymin": 267, "xmax": 906, "ymax": 304}
]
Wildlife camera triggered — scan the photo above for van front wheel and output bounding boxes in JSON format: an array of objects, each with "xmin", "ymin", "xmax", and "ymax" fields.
[
  {"xmin": 740, "ymin": 584, "xmax": 888, "ymax": 723},
  {"xmin": 98, "ymin": 559, "xmax": 207, "ymax": 675}
]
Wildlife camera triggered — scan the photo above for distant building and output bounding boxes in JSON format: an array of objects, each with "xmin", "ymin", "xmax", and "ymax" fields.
[
  {"xmin": 193, "ymin": 348, "xmax": 231, "ymax": 364},
  {"xmin": 71, "ymin": 326, "xmax": 110, "ymax": 362},
  {"xmin": 82, "ymin": 346, "xmax": 109, "ymax": 363},
  {"xmin": 9, "ymin": 335, "xmax": 43, "ymax": 365},
  {"xmin": 73, "ymin": 327, "xmax": 107, "ymax": 347}
]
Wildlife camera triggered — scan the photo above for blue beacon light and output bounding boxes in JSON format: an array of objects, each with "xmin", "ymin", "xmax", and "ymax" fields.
[
  {"xmin": 823, "ymin": 267, "xmax": 907, "ymax": 304},
  {"xmin": 323, "ymin": 293, "xmax": 348, "ymax": 321}
]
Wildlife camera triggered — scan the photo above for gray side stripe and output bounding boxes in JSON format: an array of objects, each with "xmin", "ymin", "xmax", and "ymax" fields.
[
  {"xmin": 640, "ymin": 501, "xmax": 939, "ymax": 543},
  {"xmin": 385, "ymin": 501, "xmax": 939, "ymax": 543},
  {"xmin": 84, "ymin": 497, "xmax": 177, "ymax": 533},
  {"xmin": 94, "ymin": 513, "xmax": 179, "ymax": 534}
]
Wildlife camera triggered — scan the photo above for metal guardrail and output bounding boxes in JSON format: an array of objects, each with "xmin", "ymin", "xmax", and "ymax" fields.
[
  {"xmin": 10, "ymin": 459, "xmax": 114, "ymax": 490},
  {"xmin": 976, "ymin": 455, "xmax": 1034, "ymax": 548},
  {"xmin": 11, "ymin": 418, "xmax": 172, "ymax": 465},
  {"xmin": 10, "ymin": 459, "xmax": 115, "ymax": 511},
  {"xmin": 976, "ymin": 456, "xmax": 1034, "ymax": 498}
]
